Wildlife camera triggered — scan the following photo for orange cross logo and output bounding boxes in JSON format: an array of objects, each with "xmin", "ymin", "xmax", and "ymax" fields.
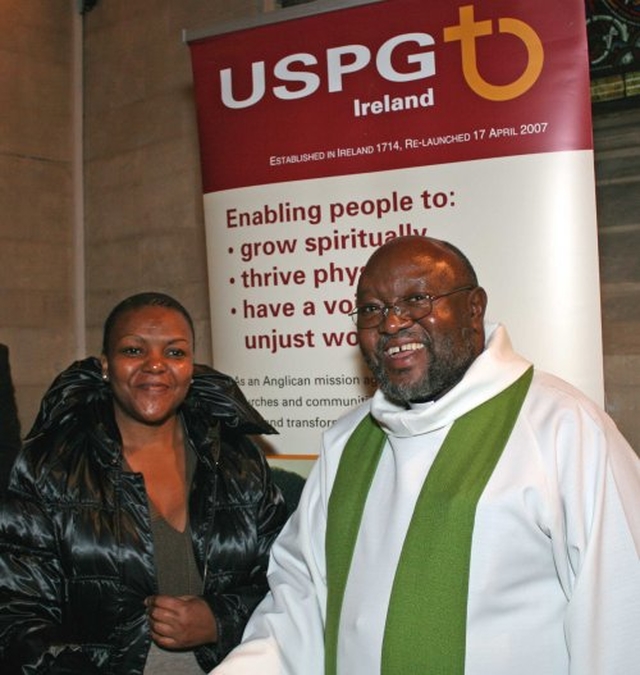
[{"xmin": 444, "ymin": 5, "xmax": 545, "ymax": 101}]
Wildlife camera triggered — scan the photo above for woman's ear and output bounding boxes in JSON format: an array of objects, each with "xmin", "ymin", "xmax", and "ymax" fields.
[{"xmin": 99, "ymin": 354, "xmax": 109, "ymax": 380}]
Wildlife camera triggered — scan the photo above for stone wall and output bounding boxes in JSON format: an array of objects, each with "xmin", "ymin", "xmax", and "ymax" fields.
[
  {"xmin": 0, "ymin": 1, "xmax": 75, "ymax": 432},
  {"xmin": 82, "ymin": 1, "xmax": 263, "ymax": 367},
  {"xmin": 594, "ymin": 104, "xmax": 640, "ymax": 449}
]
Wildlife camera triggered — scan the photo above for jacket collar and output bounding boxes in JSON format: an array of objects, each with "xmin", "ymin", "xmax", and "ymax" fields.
[{"xmin": 26, "ymin": 357, "xmax": 276, "ymax": 455}]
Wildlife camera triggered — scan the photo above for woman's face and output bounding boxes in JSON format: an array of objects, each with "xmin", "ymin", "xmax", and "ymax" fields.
[{"xmin": 100, "ymin": 305, "xmax": 195, "ymax": 428}]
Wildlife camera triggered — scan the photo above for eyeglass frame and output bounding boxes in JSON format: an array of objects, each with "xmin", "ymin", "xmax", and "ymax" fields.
[{"xmin": 349, "ymin": 285, "xmax": 477, "ymax": 329}]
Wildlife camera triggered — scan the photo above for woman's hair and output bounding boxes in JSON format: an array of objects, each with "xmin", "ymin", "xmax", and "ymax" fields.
[{"xmin": 102, "ymin": 292, "xmax": 195, "ymax": 355}]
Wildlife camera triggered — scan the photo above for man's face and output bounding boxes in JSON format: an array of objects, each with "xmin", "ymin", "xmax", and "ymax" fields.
[{"xmin": 356, "ymin": 241, "xmax": 485, "ymax": 404}]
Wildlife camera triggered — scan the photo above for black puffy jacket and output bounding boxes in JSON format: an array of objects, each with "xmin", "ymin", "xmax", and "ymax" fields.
[{"xmin": 0, "ymin": 358, "xmax": 287, "ymax": 674}]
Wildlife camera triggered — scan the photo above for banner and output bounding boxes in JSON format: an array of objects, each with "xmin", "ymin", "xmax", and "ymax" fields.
[{"xmin": 187, "ymin": 0, "xmax": 602, "ymax": 459}]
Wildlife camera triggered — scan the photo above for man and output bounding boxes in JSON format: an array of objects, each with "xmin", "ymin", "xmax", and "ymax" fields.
[{"xmin": 212, "ymin": 236, "xmax": 640, "ymax": 675}]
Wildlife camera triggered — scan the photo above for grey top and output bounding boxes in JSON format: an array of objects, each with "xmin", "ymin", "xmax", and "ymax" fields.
[{"xmin": 143, "ymin": 445, "xmax": 205, "ymax": 673}]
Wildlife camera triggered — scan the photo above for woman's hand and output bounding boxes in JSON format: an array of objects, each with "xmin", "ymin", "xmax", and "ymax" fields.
[{"xmin": 145, "ymin": 594, "xmax": 218, "ymax": 649}]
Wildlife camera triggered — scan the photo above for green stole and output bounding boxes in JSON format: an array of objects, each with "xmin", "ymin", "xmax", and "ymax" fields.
[{"xmin": 325, "ymin": 367, "xmax": 533, "ymax": 675}]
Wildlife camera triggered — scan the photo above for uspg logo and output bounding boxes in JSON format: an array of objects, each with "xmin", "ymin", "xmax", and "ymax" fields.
[
  {"xmin": 217, "ymin": 3, "xmax": 545, "ymax": 110},
  {"xmin": 444, "ymin": 4, "xmax": 545, "ymax": 101}
]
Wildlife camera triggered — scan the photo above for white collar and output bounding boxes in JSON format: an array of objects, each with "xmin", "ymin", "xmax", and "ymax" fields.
[{"xmin": 371, "ymin": 323, "xmax": 531, "ymax": 437}]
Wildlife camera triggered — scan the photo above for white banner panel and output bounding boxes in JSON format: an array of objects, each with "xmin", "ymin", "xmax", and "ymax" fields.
[{"xmin": 188, "ymin": 0, "xmax": 602, "ymax": 457}]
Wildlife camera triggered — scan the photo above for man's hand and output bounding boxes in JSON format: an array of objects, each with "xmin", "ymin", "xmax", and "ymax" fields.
[{"xmin": 145, "ymin": 594, "xmax": 218, "ymax": 650}]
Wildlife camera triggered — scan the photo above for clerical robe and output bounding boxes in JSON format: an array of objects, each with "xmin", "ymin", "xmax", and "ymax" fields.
[{"xmin": 212, "ymin": 323, "xmax": 640, "ymax": 675}]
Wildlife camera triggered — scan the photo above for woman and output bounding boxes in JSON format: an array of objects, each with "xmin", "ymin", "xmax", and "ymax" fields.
[{"xmin": 0, "ymin": 292, "xmax": 287, "ymax": 674}]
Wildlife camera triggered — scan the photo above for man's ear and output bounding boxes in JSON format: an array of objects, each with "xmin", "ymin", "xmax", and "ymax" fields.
[{"xmin": 469, "ymin": 286, "xmax": 488, "ymax": 321}]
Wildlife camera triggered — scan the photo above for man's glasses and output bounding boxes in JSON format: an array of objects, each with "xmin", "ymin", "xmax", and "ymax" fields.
[{"xmin": 349, "ymin": 286, "xmax": 476, "ymax": 329}]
